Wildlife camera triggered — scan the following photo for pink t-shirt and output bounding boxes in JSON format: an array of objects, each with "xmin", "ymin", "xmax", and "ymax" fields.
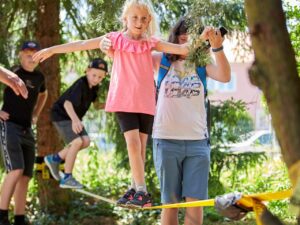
[{"xmin": 104, "ymin": 32, "xmax": 159, "ymax": 115}]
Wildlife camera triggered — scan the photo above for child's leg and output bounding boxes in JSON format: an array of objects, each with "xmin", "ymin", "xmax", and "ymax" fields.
[
  {"xmin": 124, "ymin": 129, "xmax": 145, "ymax": 190},
  {"xmin": 63, "ymin": 137, "xmax": 83, "ymax": 173},
  {"xmin": 59, "ymin": 136, "xmax": 89, "ymax": 189},
  {"xmin": 13, "ymin": 175, "xmax": 30, "ymax": 215},
  {"xmin": 161, "ymin": 208, "xmax": 179, "ymax": 225},
  {"xmin": 58, "ymin": 135, "xmax": 90, "ymax": 165},
  {"xmin": 0, "ymin": 170, "xmax": 23, "ymax": 210},
  {"xmin": 13, "ymin": 132, "xmax": 35, "ymax": 216},
  {"xmin": 184, "ymin": 200, "xmax": 203, "ymax": 225},
  {"xmin": 139, "ymin": 132, "xmax": 148, "ymax": 164},
  {"xmin": 0, "ymin": 121, "xmax": 26, "ymax": 210},
  {"xmin": 129, "ymin": 132, "xmax": 147, "ymax": 190}
]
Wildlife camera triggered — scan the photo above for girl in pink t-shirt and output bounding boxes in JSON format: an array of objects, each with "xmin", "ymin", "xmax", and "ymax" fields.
[{"xmin": 33, "ymin": 0, "xmax": 207, "ymax": 208}]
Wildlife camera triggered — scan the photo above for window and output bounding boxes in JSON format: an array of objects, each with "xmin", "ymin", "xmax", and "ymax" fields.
[
  {"xmin": 207, "ymin": 72, "xmax": 236, "ymax": 92},
  {"xmin": 258, "ymin": 134, "xmax": 272, "ymax": 145}
]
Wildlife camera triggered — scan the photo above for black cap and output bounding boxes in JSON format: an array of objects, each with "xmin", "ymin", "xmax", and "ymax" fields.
[
  {"xmin": 21, "ymin": 41, "xmax": 41, "ymax": 51},
  {"xmin": 88, "ymin": 58, "xmax": 108, "ymax": 72}
]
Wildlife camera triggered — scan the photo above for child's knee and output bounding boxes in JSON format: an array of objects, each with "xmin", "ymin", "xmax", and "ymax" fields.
[
  {"xmin": 81, "ymin": 137, "xmax": 90, "ymax": 149},
  {"xmin": 126, "ymin": 137, "xmax": 141, "ymax": 149},
  {"xmin": 8, "ymin": 169, "xmax": 24, "ymax": 179},
  {"xmin": 71, "ymin": 137, "xmax": 83, "ymax": 148}
]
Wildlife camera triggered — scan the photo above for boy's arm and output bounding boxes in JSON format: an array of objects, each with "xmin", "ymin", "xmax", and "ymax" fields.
[
  {"xmin": 33, "ymin": 35, "xmax": 105, "ymax": 63},
  {"xmin": 0, "ymin": 66, "xmax": 28, "ymax": 98},
  {"xmin": 32, "ymin": 90, "xmax": 48, "ymax": 124},
  {"xmin": 63, "ymin": 100, "xmax": 83, "ymax": 134}
]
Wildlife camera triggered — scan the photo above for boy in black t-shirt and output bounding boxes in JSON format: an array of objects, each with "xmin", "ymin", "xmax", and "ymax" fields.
[
  {"xmin": 0, "ymin": 41, "xmax": 48, "ymax": 225},
  {"xmin": 44, "ymin": 58, "xmax": 107, "ymax": 189}
]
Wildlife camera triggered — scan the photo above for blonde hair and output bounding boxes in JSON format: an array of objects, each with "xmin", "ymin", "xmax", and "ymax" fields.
[{"xmin": 121, "ymin": 0, "xmax": 159, "ymax": 36}]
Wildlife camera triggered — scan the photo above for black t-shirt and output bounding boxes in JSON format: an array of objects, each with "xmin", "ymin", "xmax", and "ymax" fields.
[
  {"xmin": 2, "ymin": 66, "xmax": 46, "ymax": 128},
  {"xmin": 51, "ymin": 76, "xmax": 99, "ymax": 121}
]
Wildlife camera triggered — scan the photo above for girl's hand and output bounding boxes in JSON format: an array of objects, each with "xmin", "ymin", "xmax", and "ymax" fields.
[
  {"xmin": 33, "ymin": 48, "xmax": 54, "ymax": 63},
  {"xmin": 207, "ymin": 28, "xmax": 224, "ymax": 49},
  {"xmin": 72, "ymin": 119, "xmax": 83, "ymax": 134},
  {"xmin": 0, "ymin": 110, "xmax": 9, "ymax": 121},
  {"xmin": 200, "ymin": 26, "xmax": 214, "ymax": 41},
  {"xmin": 7, "ymin": 75, "xmax": 28, "ymax": 99},
  {"xmin": 99, "ymin": 36, "xmax": 112, "ymax": 53},
  {"xmin": 32, "ymin": 115, "xmax": 38, "ymax": 125}
]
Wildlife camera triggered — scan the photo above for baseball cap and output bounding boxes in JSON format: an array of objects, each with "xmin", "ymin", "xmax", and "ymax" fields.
[
  {"xmin": 88, "ymin": 58, "xmax": 108, "ymax": 72},
  {"xmin": 21, "ymin": 41, "xmax": 41, "ymax": 51}
]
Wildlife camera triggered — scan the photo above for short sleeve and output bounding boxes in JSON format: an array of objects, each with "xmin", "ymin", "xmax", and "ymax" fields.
[
  {"xmin": 39, "ymin": 74, "xmax": 46, "ymax": 93},
  {"xmin": 149, "ymin": 36, "xmax": 160, "ymax": 49},
  {"xmin": 107, "ymin": 32, "xmax": 121, "ymax": 50}
]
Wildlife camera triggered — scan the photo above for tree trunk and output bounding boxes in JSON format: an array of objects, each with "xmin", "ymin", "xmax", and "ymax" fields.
[
  {"xmin": 244, "ymin": 0, "xmax": 300, "ymax": 223},
  {"xmin": 261, "ymin": 209, "xmax": 284, "ymax": 225},
  {"xmin": 35, "ymin": 0, "xmax": 71, "ymax": 213}
]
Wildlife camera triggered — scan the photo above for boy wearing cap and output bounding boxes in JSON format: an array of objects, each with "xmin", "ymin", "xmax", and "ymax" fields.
[
  {"xmin": 44, "ymin": 58, "xmax": 108, "ymax": 189},
  {"xmin": 0, "ymin": 41, "xmax": 48, "ymax": 225}
]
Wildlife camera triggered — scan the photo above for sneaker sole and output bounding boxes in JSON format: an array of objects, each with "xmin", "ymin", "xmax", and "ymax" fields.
[
  {"xmin": 125, "ymin": 203, "xmax": 143, "ymax": 209},
  {"xmin": 116, "ymin": 203, "xmax": 128, "ymax": 208},
  {"xmin": 126, "ymin": 202, "xmax": 152, "ymax": 209},
  {"xmin": 59, "ymin": 184, "xmax": 83, "ymax": 189},
  {"xmin": 44, "ymin": 157, "xmax": 60, "ymax": 181}
]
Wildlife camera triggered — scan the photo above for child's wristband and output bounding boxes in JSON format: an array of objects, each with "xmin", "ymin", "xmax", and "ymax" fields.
[{"xmin": 212, "ymin": 46, "xmax": 223, "ymax": 53}]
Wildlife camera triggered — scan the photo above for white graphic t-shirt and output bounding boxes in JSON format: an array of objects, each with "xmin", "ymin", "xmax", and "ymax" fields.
[{"xmin": 152, "ymin": 60, "xmax": 208, "ymax": 140}]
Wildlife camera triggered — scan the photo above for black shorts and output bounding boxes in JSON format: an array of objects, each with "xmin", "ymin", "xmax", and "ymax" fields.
[
  {"xmin": 116, "ymin": 112, "xmax": 154, "ymax": 135},
  {"xmin": 0, "ymin": 121, "xmax": 35, "ymax": 177}
]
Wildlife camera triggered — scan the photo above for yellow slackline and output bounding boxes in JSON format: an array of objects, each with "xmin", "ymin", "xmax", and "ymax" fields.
[
  {"xmin": 74, "ymin": 188, "xmax": 292, "ymax": 225},
  {"xmin": 142, "ymin": 199, "xmax": 215, "ymax": 210},
  {"xmin": 288, "ymin": 160, "xmax": 300, "ymax": 215},
  {"xmin": 74, "ymin": 189, "xmax": 116, "ymax": 205},
  {"xmin": 143, "ymin": 189, "xmax": 292, "ymax": 210}
]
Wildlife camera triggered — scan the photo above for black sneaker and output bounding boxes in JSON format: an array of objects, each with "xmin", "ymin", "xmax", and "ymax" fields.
[
  {"xmin": 116, "ymin": 188, "xmax": 136, "ymax": 206},
  {"xmin": 0, "ymin": 219, "xmax": 11, "ymax": 225},
  {"xmin": 126, "ymin": 191, "xmax": 152, "ymax": 208},
  {"xmin": 13, "ymin": 222, "xmax": 28, "ymax": 225}
]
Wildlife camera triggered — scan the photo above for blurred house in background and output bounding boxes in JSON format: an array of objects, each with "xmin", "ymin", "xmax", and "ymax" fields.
[{"xmin": 208, "ymin": 37, "xmax": 271, "ymax": 130}]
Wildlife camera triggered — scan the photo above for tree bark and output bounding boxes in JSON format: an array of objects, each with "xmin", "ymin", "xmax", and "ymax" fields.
[
  {"xmin": 245, "ymin": 0, "xmax": 300, "ymax": 223},
  {"xmin": 261, "ymin": 209, "xmax": 284, "ymax": 225},
  {"xmin": 35, "ymin": 0, "xmax": 71, "ymax": 212},
  {"xmin": 244, "ymin": 0, "xmax": 300, "ymax": 168}
]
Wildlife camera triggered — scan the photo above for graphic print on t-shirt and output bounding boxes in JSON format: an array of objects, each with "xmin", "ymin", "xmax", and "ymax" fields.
[{"xmin": 164, "ymin": 73, "xmax": 202, "ymax": 99}]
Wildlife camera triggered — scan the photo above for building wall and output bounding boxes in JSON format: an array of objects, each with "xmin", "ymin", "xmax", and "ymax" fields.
[{"xmin": 207, "ymin": 63, "xmax": 270, "ymax": 130}]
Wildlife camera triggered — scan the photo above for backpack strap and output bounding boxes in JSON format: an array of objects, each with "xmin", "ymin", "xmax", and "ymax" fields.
[
  {"xmin": 196, "ymin": 66, "xmax": 207, "ymax": 97},
  {"xmin": 156, "ymin": 54, "xmax": 171, "ymax": 93},
  {"xmin": 196, "ymin": 66, "xmax": 210, "ymax": 139}
]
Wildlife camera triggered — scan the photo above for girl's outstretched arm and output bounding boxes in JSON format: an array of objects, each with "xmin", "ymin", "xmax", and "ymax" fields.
[
  {"xmin": 153, "ymin": 27, "xmax": 210, "ymax": 55},
  {"xmin": 33, "ymin": 36, "xmax": 104, "ymax": 63},
  {"xmin": 154, "ymin": 40, "xmax": 190, "ymax": 56}
]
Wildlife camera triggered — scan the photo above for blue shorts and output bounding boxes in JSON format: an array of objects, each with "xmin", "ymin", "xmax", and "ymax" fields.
[{"xmin": 153, "ymin": 139, "xmax": 210, "ymax": 204}]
